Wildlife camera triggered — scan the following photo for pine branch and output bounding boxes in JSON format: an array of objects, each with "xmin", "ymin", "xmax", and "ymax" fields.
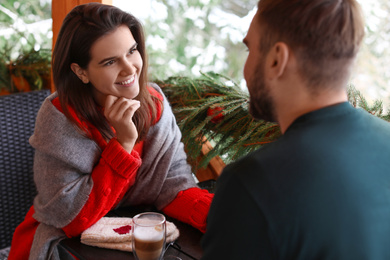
[
  {"xmin": 157, "ymin": 74, "xmax": 390, "ymax": 173},
  {"xmin": 157, "ymin": 72, "xmax": 281, "ymax": 171}
]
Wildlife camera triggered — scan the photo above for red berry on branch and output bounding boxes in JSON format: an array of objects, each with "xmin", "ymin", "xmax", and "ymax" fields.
[{"xmin": 207, "ymin": 106, "xmax": 224, "ymax": 123}]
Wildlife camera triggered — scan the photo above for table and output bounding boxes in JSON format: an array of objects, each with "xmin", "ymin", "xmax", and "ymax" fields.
[{"xmin": 59, "ymin": 205, "xmax": 203, "ymax": 260}]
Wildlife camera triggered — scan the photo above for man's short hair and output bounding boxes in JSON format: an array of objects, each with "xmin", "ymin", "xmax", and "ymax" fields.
[{"xmin": 257, "ymin": 0, "xmax": 365, "ymax": 89}]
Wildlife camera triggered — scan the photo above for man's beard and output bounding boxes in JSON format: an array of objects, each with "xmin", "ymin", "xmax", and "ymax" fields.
[{"xmin": 248, "ymin": 62, "xmax": 277, "ymax": 123}]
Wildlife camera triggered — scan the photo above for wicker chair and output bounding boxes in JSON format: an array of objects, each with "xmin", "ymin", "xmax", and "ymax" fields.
[{"xmin": 0, "ymin": 89, "xmax": 50, "ymax": 255}]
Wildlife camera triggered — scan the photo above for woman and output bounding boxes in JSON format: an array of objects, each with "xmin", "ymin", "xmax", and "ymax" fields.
[{"xmin": 8, "ymin": 3, "xmax": 213, "ymax": 259}]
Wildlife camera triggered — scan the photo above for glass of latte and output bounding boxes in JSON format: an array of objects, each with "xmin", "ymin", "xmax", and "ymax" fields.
[{"xmin": 132, "ymin": 212, "xmax": 166, "ymax": 260}]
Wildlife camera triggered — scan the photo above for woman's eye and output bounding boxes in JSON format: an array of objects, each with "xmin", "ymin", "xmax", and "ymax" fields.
[
  {"xmin": 105, "ymin": 60, "xmax": 115, "ymax": 66},
  {"xmin": 129, "ymin": 43, "xmax": 138, "ymax": 54},
  {"xmin": 129, "ymin": 48, "xmax": 137, "ymax": 54}
]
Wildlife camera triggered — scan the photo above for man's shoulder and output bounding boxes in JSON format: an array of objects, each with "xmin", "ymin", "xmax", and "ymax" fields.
[
  {"xmin": 236, "ymin": 139, "xmax": 284, "ymax": 164},
  {"xmin": 219, "ymin": 145, "xmax": 278, "ymax": 186},
  {"xmin": 357, "ymin": 107, "xmax": 390, "ymax": 131}
]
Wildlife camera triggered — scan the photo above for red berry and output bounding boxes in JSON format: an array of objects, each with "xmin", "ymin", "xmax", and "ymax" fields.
[{"xmin": 207, "ymin": 107, "xmax": 224, "ymax": 123}]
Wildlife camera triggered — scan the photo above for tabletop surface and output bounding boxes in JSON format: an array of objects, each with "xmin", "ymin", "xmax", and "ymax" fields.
[{"xmin": 60, "ymin": 206, "xmax": 203, "ymax": 260}]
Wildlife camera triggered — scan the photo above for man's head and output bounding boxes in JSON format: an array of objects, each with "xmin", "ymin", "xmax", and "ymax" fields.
[{"xmin": 244, "ymin": 0, "xmax": 365, "ymax": 122}]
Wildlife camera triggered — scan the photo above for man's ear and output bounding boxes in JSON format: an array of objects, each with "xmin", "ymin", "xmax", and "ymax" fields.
[
  {"xmin": 265, "ymin": 42, "xmax": 289, "ymax": 80},
  {"xmin": 70, "ymin": 63, "xmax": 89, "ymax": 84}
]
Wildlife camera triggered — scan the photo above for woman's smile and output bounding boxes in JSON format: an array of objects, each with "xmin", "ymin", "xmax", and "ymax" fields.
[{"xmin": 116, "ymin": 74, "xmax": 136, "ymax": 87}]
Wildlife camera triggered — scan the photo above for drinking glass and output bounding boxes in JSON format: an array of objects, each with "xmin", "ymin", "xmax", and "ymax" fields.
[{"xmin": 132, "ymin": 212, "xmax": 166, "ymax": 260}]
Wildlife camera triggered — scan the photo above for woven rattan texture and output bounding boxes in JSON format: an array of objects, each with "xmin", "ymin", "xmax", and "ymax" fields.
[{"xmin": 0, "ymin": 90, "xmax": 50, "ymax": 249}]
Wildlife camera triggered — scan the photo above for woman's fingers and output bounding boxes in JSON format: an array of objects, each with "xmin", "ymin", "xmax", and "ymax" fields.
[
  {"xmin": 103, "ymin": 95, "xmax": 141, "ymax": 152},
  {"xmin": 122, "ymin": 100, "xmax": 140, "ymax": 121},
  {"xmin": 104, "ymin": 95, "xmax": 118, "ymax": 117},
  {"xmin": 104, "ymin": 95, "xmax": 140, "ymax": 123}
]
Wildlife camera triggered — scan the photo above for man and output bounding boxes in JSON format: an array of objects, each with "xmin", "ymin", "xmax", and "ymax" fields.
[{"xmin": 201, "ymin": 0, "xmax": 390, "ymax": 259}]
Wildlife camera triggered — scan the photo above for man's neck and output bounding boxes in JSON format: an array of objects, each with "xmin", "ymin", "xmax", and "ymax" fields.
[{"xmin": 276, "ymin": 89, "xmax": 348, "ymax": 134}]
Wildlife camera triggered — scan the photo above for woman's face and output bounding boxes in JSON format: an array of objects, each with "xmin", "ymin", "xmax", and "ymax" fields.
[{"xmin": 73, "ymin": 25, "xmax": 143, "ymax": 106}]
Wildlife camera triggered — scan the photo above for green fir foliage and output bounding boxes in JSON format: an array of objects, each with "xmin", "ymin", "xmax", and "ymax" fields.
[
  {"xmin": 158, "ymin": 73, "xmax": 390, "ymax": 172},
  {"xmin": 158, "ymin": 72, "xmax": 281, "ymax": 171}
]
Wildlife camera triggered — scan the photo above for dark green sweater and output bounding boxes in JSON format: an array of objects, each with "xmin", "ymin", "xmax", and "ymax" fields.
[{"xmin": 202, "ymin": 102, "xmax": 390, "ymax": 260}]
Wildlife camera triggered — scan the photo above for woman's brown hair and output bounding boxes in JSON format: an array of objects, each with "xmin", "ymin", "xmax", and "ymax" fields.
[{"xmin": 52, "ymin": 3, "xmax": 160, "ymax": 142}]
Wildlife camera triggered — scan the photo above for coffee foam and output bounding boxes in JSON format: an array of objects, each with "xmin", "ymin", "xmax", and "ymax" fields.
[{"xmin": 134, "ymin": 226, "xmax": 164, "ymax": 242}]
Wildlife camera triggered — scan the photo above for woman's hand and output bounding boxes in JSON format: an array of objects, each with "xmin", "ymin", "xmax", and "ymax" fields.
[{"xmin": 104, "ymin": 95, "xmax": 141, "ymax": 153}]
